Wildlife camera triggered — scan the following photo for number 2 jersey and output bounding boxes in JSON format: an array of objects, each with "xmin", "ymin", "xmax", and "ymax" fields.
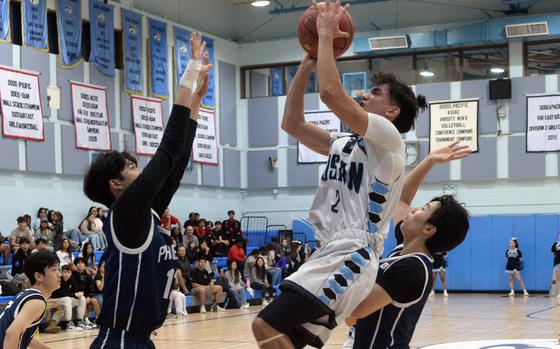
[{"xmin": 308, "ymin": 112, "xmax": 405, "ymax": 247}]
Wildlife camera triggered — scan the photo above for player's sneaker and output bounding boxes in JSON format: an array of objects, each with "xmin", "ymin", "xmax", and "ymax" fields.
[
  {"xmin": 200, "ymin": 305, "xmax": 207, "ymax": 313},
  {"xmin": 341, "ymin": 326, "xmax": 355, "ymax": 349},
  {"xmin": 523, "ymin": 289, "xmax": 529, "ymax": 296},
  {"xmin": 508, "ymin": 290, "xmax": 515, "ymax": 296},
  {"xmin": 262, "ymin": 299, "xmax": 269, "ymax": 306},
  {"xmin": 241, "ymin": 303, "xmax": 250, "ymax": 309},
  {"xmin": 429, "ymin": 290, "xmax": 435, "ymax": 297},
  {"xmin": 217, "ymin": 305, "xmax": 226, "ymax": 312},
  {"xmin": 443, "ymin": 290, "xmax": 449, "ymax": 297}
]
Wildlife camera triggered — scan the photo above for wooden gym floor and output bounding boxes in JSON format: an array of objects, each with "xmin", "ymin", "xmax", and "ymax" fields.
[{"xmin": 39, "ymin": 294, "xmax": 560, "ymax": 348}]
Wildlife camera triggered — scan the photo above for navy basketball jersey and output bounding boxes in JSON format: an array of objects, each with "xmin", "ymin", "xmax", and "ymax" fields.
[
  {"xmin": 0, "ymin": 288, "xmax": 46, "ymax": 349},
  {"xmin": 97, "ymin": 209, "xmax": 177, "ymax": 336}
]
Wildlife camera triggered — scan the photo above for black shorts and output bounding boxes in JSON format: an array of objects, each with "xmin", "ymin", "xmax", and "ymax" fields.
[{"xmin": 257, "ymin": 287, "xmax": 333, "ymax": 348}]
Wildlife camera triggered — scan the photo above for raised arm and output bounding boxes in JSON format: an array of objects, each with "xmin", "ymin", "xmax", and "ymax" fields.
[
  {"xmin": 393, "ymin": 141, "xmax": 471, "ymax": 223},
  {"xmin": 281, "ymin": 55, "xmax": 330, "ymax": 156}
]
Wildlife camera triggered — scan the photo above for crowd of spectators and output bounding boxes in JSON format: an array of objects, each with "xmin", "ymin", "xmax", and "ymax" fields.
[{"xmin": 0, "ymin": 207, "xmax": 313, "ymax": 334}]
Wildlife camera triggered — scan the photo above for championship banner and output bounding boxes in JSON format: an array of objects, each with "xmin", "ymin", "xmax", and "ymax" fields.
[
  {"xmin": 122, "ymin": 10, "xmax": 143, "ymax": 94},
  {"xmin": 201, "ymin": 36, "xmax": 215, "ymax": 108},
  {"xmin": 429, "ymin": 99, "xmax": 479, "ymax": 152},
  {"xmin": 56, "ymin": 0, "xmax": 82, "ymax": 68},
  {"xmin": 148, "ymin": 18, "xmax": 168, "ymax": 99},
  {"xmin": 174, "ymin": 27, "xmax": 190, "ymax": 90},
  {"xmin": 287, "ymin": 65, "xmax": 316, "ymax": 93},
  {"xmin": 193, "ymin": 107, "xmax": 218, "ymax": 164},
  {"xmin": 70, "ymin": 81, "xmax": 111, "ymax": 151},
  {"xmin": 23, "ymin": 0, "xmax": 47, "ymax": 50},
  {"xmin": 298, "ymin": 111, "xmax": 341, "ymax": 163},
  {"xmin": 0, "ymin": 0, "xmax": 10, "ymax": 42},
  {"xmin": 527, "ymin": 94, "xmax": 560, "ymax": 152},
  {"xmin": 131, "ymin": 95, "xmax": 164, "ymax": 156},
  {"xmin": 89, "ymin": 0, "xmax": 115, "ymax": 77},
  {"xmin": 0, "ymin": 66, "xmax": 43, "ymax": 141},
  {"xmin": 270, "ymin": 67, "xmax": 284, "ymax": 96}
]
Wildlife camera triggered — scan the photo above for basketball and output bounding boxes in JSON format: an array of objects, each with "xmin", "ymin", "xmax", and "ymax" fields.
[{"xmin": 297, "ymin": 2, "xmax": 354, "ymax": 59}]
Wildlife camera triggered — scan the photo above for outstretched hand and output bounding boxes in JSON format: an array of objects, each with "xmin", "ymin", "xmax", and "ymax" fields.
[
  {"xmin": 195, "ymin": 52, "xmax": 212, "ymax": 99},
  {"xmin": 429, "ymin": 141, "xmax": 472, "ymax": 164},
  {"xmin": 312, "ymin": 0, "xmax": 350, "ymax": 39},
  {"xmin": 190, "ymin": 32, "xmax": 206, "ymax": 61}
]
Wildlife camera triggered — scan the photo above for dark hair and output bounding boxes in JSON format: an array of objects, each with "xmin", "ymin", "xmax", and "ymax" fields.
[
  {"xmin": 511, "ymin": 238, "xmax": 519, "ymax": 248},
  {"xmin": 24, "ymin": 214, "xmax": 31, "ymax": 221},
  {"xmin": 228, "ymin": 210, "xmax": 235, "ymax": 216},
  {"xmin": 228, "ymin": 261, "xmax": 241, "ymax": 283},
  {"xmin": 371, "ymin": 72, "xmax": 427, "ymax": 133},
  {"xmin": 35, "ymin": 238, "xmax": 47, "ymax": 245},
  {"xmin": 198, "ymin": 256, "xmax": 208, "ymax": 262},
  {"xmin": 36, "ymin": 207, "xmax": 47, "ymax": 218},
  {"xmin": 17, "ymin": 216, "xmax": 26, "ymax": 224},
  {"xmin": 20, "ymin": 238, "xmax": 31, "ymax": 245},
  {"xmin": 214, "ymin": 221, "xmax": 222, "ymax": 226},
  {"xmin": 58, "ymin": 238, "xmax": 73, "ymax": 253},
  {"xmin": 82, "ymin": 242, "xmax": 94, "ymax": 263},
  {"xmin": 255, "ymin": 256, "xmax": 267, "ymax": 280},
  {"xmin": 25, "ymin": 251, "xmax": 59, "ymax": 285},
  {"xmin": 74, "ymin": 257, "xmax": 85, "ymax": 265},
  {"xmin": 61, "ymin": 264, "xmax": 72, "ymax": 272},
  {"xmin": 425, "ymin": 195, "xmax": 470, "ymax": 254},
  {"xmin": 83, "ymin": 151, "xmax": 137, "ymax": 207}
]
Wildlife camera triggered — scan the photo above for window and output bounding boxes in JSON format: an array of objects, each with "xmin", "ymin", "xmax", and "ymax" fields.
[
  {"xmin": 463, "ymin": 47, "xmax": 508, "ymax": 80},
  {"xmin": 371, "ymin": 56, "xmax": 413, "ymax": 85},
  {"xmin": 416, "ymin": 51, "xmax": 461, "ymax": 84},
  {"xmin": 526, "ymin": 40, "xmax": 560, "ymax": 76}
]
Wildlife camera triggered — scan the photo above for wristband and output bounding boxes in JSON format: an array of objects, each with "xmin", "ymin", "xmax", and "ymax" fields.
[{"xmin": 179, "ymin": 59, "xmax": 202, "ymax": 90}]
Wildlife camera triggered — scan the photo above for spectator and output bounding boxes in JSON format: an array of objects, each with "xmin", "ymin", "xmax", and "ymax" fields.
[
  {"xmin": 552, "ymin": 233, "xmax": 560, "ymax": 298},
  {"xmin": 184, "ymin": 212, "xmax": 198, "ymax": 232},
  {"xmin": 244, "ymin": 249, "xmax": 260, "ymax": 281},
  {"xmin": 223, "ymin": 210, "xmax": 240, "ymax": 234},
  {"xmin": 281, "ymin": 238, "xmax": 290, "ymax": 256},
  {"xmin": 33, "ymin": 207, "xmax": 48, "ymax": 231},
  {"xmin": 73, "ymin": 258, "xmax": 100, "ymax": 325},
  {"xmin": 11, "ymin": 238, "xmax": 31, "ymax": 290},
  {"xmin": 274, "ymin": 254, "xmax": 290, "ymax": 278},
  {"xmin": 250, "ymin": 256, "xmax": 275, "ymax": 306},
  {"xmin": 196, "ymin": 240, "xmax": 213, "ymax": 263},
  {"xmin": 183, "ymin": 225, "xmax": 199, "ymax": 247},
  {"xmin": 287, "ymin": 241, "xmax": 304, "ymax": 275},
  {"xmin": 161, "ymin": 208, "xmax": 181, "ymax": 231},
  {"xmin": 10, "ymin": 216, "xmax": 34, "ymax": 252},
  {"xmin": 79, "ymin": 214, "xmax": 105, "ymax": 251},
  {"xmin": 0, "ymin": 232, "xmax": 10, "ymax": 265},
  {"xmin": 194, "ymin": 219, "xmax": 208, "ymax": 240},
  {"xmin": 269, "ymin": 238, "xmax": 283, "ymax": 260},
  {"xmin": 32, "ymin": 238, "xmax": 49, "ymax": 254},
  {"xmin": 190, "ymin": 257, "xmax": 225, "ymax": 313},
  {"xmin": 34, "ymin": 219, "xmax": 54, "ymax": 251},
  {"xmin": 23, "ymin": 214, "xmax": 33, "ymax": 232},
  {"xmin": 93, "ymin": 261, "xmax": 105, "ymax": 309},
  {"xmin": 78, "ymin": 242, "xmax": 98, "ymax": 275},
  {"xmin": 262, "ymin": 245, "xmax": 282, "ymax": 286},
  {"xmin": 211, "ymin": 221, "xmax": 229, "ymax": 256},
  {"xmin": 51, "ymin": 264, "xmax": 90, "ymax": 331},
  {"xmin": 168, "ymin": 273, "xmax": 188, "ymax": 317},
  {"xmin": 225, "ymin": 261, "xmax": 250, "ymax": 309},
  {"xmin": 170, "ymin": 225, "xmax": 183, "ymax": 249},
  {"xmin": 186, "ymin": 240, "xmax": 198, "ymax": 262},
  {"xmin": 95, "ymin": 207, "xmax": 108, "ymax": 248},
  {"xmin": 56, "ymin": 238, "xmax": 74, "ymax": 269},
  {"xmin": 506, "ymin": 238, "xmax": 529, "ymax": 296},
  {"xmin": 176, "ymin": 246, "xmax": 192, "ymax": 294},
  {"xmin": 51, "ymin": 211, "xmax": 66, "ymax": 251},
  {"xmin": 228, "ymin": 238, "xmax": 246, "ymax": 275}
]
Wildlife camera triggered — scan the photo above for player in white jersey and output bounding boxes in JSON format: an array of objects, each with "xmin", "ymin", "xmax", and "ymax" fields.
[{"xmin": 252, "ymin": 3, "xmax": 427, "ymax": 348}]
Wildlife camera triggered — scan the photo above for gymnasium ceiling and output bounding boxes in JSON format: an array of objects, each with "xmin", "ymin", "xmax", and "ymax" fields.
[{"xmin": 129, "ymin": 0, "xmax": 560, "ymax": 43}]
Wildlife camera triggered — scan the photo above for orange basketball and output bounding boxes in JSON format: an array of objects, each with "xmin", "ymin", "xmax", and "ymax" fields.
[{"xmin": 297, "ymin": 2, "xmax": 354, "ymax": 59}]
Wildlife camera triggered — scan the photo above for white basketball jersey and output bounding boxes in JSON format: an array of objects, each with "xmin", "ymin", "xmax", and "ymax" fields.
[{"xmin": 308, "ymin": 112, "xmax": 405, "ymax": 246}]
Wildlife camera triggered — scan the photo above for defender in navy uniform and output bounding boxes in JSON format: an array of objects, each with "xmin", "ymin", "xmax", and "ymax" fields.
[
  {"xmin": 0, "ymin": 251, "xmax": 61, "ymax": 349},
  {"xmin": 343, "ymin": 141, "xmax": 471, "ymax": 349},
  {"xmin": 84, "ymin": 33, "xmax": 212, "ymax": 348}
]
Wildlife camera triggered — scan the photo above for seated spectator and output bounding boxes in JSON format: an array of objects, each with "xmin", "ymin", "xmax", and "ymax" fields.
[
  {"xmin": 190, "ymin": 257, "xmax": 225, "ymax": 313},
  {"xmin": 183, "ymin": 225, "xmax": 199, "ymax": 248},
  {"xmin": 281, "ymin": 238, "xmax": 291, "ymax": 256},
  {"xmin": 79, "ymin": 214, "xmax": 105, "ymax": 251},
  {"xmin": 269, "ymin": 238, "xmax": 283, "ymax": 260},
  {"xmin": 186, "ymin": 241, "xmax": 198, "ymax": 263},
  {"xmin": 274, "ymin": 254, "xmax": 290, "ymax": 278},
  {"xmin": 73, "ymin": 258, "xmax": 100, "ymax": 325},
  {"xmin": 93, "ymin": 261, "xmax": 104, "ymax": 309},
  {"xmin": 94, "ymin": 207, "xmax": 108, "ymax": 248},
  {"xmin": 51, "ymin": 264, "xmax": 90, "ymax": 331},
  {"xmin": 32, "ymin": 207, "xmax": 48, "ymax": 231},
  {"xmin": 161, "ymin": 208, "xmax": 181, "ymax": 231},
  {"xmin": 225, "ymin": 261, "xmax": 250, "ymax": 309},
  {"xmin": 168, "ymin": 272, "xmax": 188, "ymax": 317},
  {"xmin": 34, "ymin": 219, "xmax": 54, "ymax": 251},
  {"xmin": 10, "ymin": 216, "xmax": 35, "ymax": 252},
  {"xmin": 0, "ymin": 232, "xmax": 10, "ymax": 265},
  {"xmin": 250, "ymin": 256, "xmax": 275, "ymax": 306},
  {"xmin": 184, "ymin": 212, "xmax": 198, "ymax": 231},
  {"xmin": 288, "ymin": 241, "xmax": 304, "ymax": 275},
  {"xmin": 228, "ymin": 238, "xmax": 246, "ymax": 275},
  {"xmin": 210, "ymin": 221, "xmax": 229, "ymax": 257},
  {"xmin": 244, "ymin": 249, "xmax": 260, "ymax": 281},
  {"xmin": 56, "ymin": 238, "xmax": 74, "ymax": 269},
  {"xmin": 176, "ymin": 246, "xmax": 192, "ymax": 294},
  {"xmin": 78, "ymin": 242, "xmax": 98, "ymax": 275},
  {"xmin": 11, "ymin": 238, "xmax": 32, "ymax": 290},
  {"xmin": 194, "ymin": 219, "xmax": 208, "ymax": 240},
  {"xmin": 52, "ymin": 211, "xmax": 77, "ymax": 251},
  {"xmin": 32, "ymin": 238, "xmax": 49, "ymax": 254},
  {"xmin": 262, "ymin": 246, "xmax": 282, "ymax": 286},
  {"xmin": 196, "ymin": 240, "xmax": 213, "ymax": 262},
  {"xmin": 223, "ymin": 210, "xmax": 240, "ymax": 234},
  {"xmin": 170, "ymin": 225, "xmax": 183, "ymax": 249}
]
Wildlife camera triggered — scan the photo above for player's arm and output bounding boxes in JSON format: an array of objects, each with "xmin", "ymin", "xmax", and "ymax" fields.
[
  {"xmin": 4, "ymin": 299, "xmax": 46, "ymax": 349},
  {"xmin": 349, "ymin": 283, "xmax": 392, "ymax": 320},
  {"xmin": 281, "ymin": 55, "xmax": 330, "ymax": 156},
  {"xmin": 394, "ymin": 141, "xmax": 471, "ymax": 223}
]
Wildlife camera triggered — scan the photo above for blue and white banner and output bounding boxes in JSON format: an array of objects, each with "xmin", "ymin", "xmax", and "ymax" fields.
[
  {"xmin": 201, "ymin": 36, "xmax": 215, "ymax": 108},
  {"xmin": 287, "ymin": 65, "xmax": 316, "ymax": 93},
  {"xmin": 0, "ymin": 0, "xmax": 10, "ymax": 42},
  {"xmin": 23, "ymin": 0, "xmax": 47, "ymax": 50},
  {"xmin": 122, "ymin": 10, "xmax": 143, "ymax": 94},
  {"xmin": 174, "ymin": 27, "xmax": 190, "ymax": 90},
  {"xmin": 271, "ymin": 67, "xmax": 284, "ymax": 96},
  {"xmin": 89, "ymin": 0, "xmax": 115, "ymax": 77},
  {"xmin": 148, "ymin": 18, "xmax": 168, "ymax": 99},
  {"xmin": 57, "ymin": 0, "xmax": 82, "ymax": 68}
]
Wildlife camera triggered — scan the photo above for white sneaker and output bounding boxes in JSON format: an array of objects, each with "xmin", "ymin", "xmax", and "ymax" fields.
[
  {"xmin": 341, "ymin": 326, "xmax": 355, "ymax": 349},
  {"xmin": 241, "ymin": 304, "xmax": 250, "ymax": 309},
  {"xmin": 429, "ymin": 290, "xmax": 435, "ymax": 297},
  {"xmin": 200, "ymin": 305, "xmax": 206, "ymax": 313},
  {"xmin": 556, "ymin": 292, "xmax": 560, "ymax": 298},
  {"xmin": 77, "ymin": 320, "xmax": 92, "ymax": 330},
  {"xmin": 67, "ymin": 321, "xmax": 83, "ymax": 332},
  {"xmin": 217, "ymin": 305, "xmax": 226, "ymax": 312},
  {"xmin": 262, "ymin": 299, "xmax": 269, "ymax": 306},
  {"xmin": 84, "ymin": 318, "xmax": 98, "ymax": 328},
  {"xmin": 523, "ymin": 289, "xmax": 529, "ymax": 296},
  {"xmin": 443, "ymin": 290, "xmax": 449, "ymax": 297},
  {"xmin": 508, "ymin": 290, "xmax": 515, "ymax": 296}
]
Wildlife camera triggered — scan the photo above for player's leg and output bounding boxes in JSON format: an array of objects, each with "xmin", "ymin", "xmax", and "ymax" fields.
[
  {"xmin": 508, "ymin": 272, "xmax": 514, "ymax": 295},
  {"xmin": 556, "ymin": 265, "xmax": 560, "ymax": 297},
  {"xmin": 440, "ymin": 270, "xmax": 448, "ymax": 297},
  {"xmin": 430, "ymin": 271, "xmax": 437, "ymax": 296},
  {"xmin": 514, "ymin": 271, "xmax": 528, "ymax": 296}
]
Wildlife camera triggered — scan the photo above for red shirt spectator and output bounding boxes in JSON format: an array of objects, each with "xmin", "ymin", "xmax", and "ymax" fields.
[
  {"xmin": 228, "ymin": 240, "xmax": 246, "ymax": 264},
  {"xmin": 194, "ymin": 219, "xmax": 208, "ymax": 239},
  {"xmin": 161, "ymin": 208, "xmax": 180, "ymax": 230}
]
